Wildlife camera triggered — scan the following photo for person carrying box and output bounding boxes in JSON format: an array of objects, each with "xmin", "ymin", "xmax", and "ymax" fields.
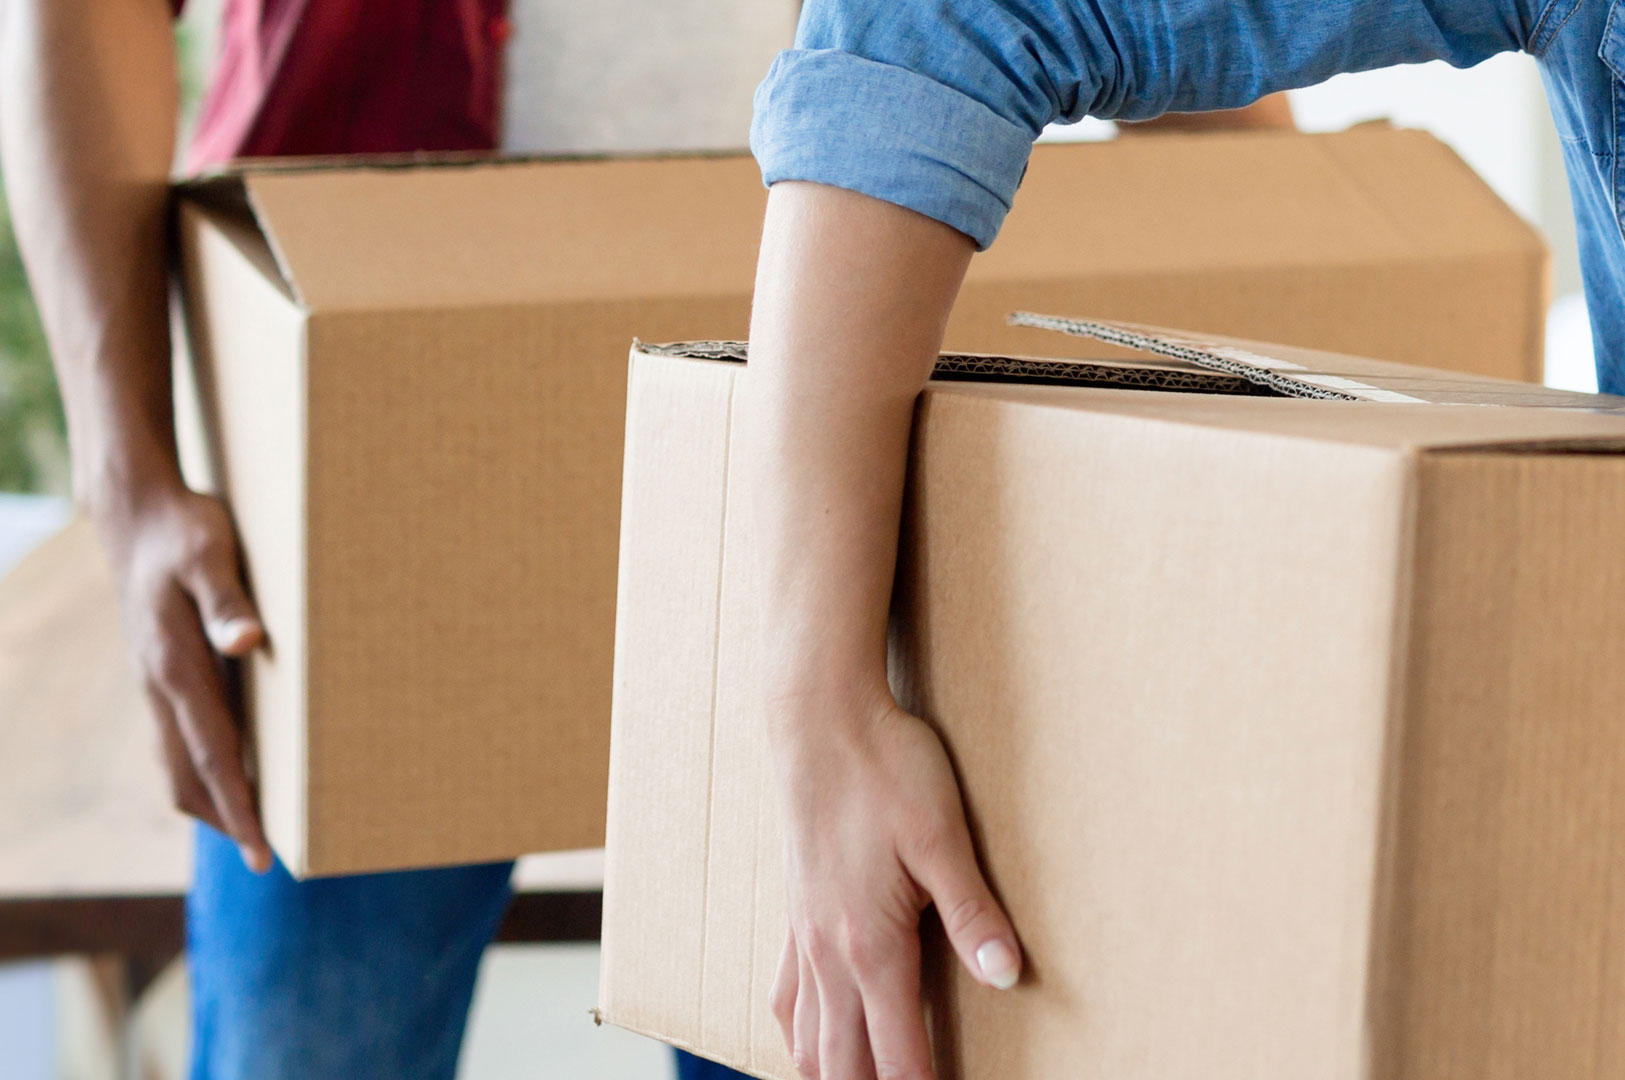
[
  {"xmin": 743, "ymin": 1, "xmax": 1625, "ymax": 1079},
  {"xmin": 0, "ymin": 1, "xmax": 770, "ymax": 1076},
  {"xmin": 0, "ymin": 0, "xmax": 1290, "ymax": 1077}
]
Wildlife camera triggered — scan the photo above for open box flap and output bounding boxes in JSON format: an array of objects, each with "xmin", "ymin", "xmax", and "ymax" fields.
[
  {"xmin": 175, "ymin": 154, "xmax": 768, "ymax": 313},
  {"xmin": 636, "ymin": 322, "xmax": 1625, "ymax": 454},
  {"xmin": 634, "ymin": 339, "xmax": 1268, "ymax": 397},
  {"xmin": 1008, "ymin": 312, "xmax": 1614, "ymax": 410}
]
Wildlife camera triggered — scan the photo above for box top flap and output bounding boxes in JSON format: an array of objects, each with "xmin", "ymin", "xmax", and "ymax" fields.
[
  {"xmin": 635, "ymin": 338, "xmax": 1272, "ymax": 397},
  {"xmin": 179, "ymin": 153, "xmax": 768, "ymax": 312},
  {"xmin": 1010, "ymin": 312, "xmax": 1609, "ymax": 409},
  {"xmin": 972, "ymin": 126, "xmax": 1542, "ymax": 283},
  {"xmin": 637, "ymin": 316, "xmax": 1625, "ymax": 453},
  {"xmin": 176, "ymin": 126, "xmax": 1540, "ymax": 311}
]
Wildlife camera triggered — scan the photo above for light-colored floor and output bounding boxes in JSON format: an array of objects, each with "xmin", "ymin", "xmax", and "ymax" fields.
[
  {"xmin": 2, "ymin": 945, "xmax": 676, "ymax": 1080},
  {"xmin": 463, "ymin": 945, "xmax": 675, "ymax": 1079}
]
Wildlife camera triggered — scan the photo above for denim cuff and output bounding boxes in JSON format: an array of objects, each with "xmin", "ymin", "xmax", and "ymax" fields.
[{"xmin": 750, "ymin": 49, "xmax": 1036, "ymax": 250}]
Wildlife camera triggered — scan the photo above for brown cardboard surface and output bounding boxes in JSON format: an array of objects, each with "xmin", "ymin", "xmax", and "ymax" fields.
[
  {"xmin": 600, "ymin": 324, "xmax": 1625, "ymax": 1078},
  {"xmin": 174, "ymin": 200, "xmax": 310, "ymax": 868},
  {"xmin": 1374, "ymin": 453, "xmax": 1625, "ymax": 1077},
  {"xmin": 175, "ymin": 157, "xmax": 764, "ymax": 877},
  {"xmin": 174, "ymin": 128, "xmax": 1546, "ymax": 877},
  {"xmin": 948, "ymin": 127, "xmax": 1547, "ymax": 381}
]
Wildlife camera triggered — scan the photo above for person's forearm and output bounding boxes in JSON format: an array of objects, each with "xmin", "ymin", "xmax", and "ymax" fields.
[
  {"xmin": 0, "ymin": 0, "xmax": 181, "ymax": 513},
  {"xmin": 748, "ymin": 183, "xmax": 1020, "ymax": 1079},
  {"xmin": 2, "ymin": 0, "xmax": 270, "ymax": 871},
  {"xmin": 745, "ymin": 181, "xmax": 974, "ymax": 725}
]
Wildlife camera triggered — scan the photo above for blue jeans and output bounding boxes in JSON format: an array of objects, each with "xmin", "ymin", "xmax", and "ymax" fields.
[
  {"xmin": 753, "ymin": 0, "xmax": 1625, "ymax": 391},
  {"xmin": 188, "ymin": 826, "xmax": 739, "ymax": 1078}
]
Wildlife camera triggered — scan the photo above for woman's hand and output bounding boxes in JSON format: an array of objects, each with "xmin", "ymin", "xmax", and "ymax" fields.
[
  {"xmin": 746, "ymin": 181, "xmax": 992, "ymax": 1078},
  {"xmin": 769, "ymin": 690, "xmax": 1021, "ymax": 1080}
]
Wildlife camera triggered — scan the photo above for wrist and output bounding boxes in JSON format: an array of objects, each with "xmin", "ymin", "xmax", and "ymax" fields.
[
  {"xmin": 78, "ymin": 447, "xmax": 188, "ymax": 531},
  {"xmin": 63, "ymin": 375, "xmax": 184, "ymax": 519},
  {"xmin": 762, "ymin": 674, "xmax": 897, "ymax": 746}
]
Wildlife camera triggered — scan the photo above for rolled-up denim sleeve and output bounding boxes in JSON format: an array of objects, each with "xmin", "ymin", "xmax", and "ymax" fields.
[
  {"xmin": 751, "ymin": 0, "xmax": 1540, "ymax": 249},
  {"xmin": 750, "ymin": 0, "xmax": 1094, "ymax": 249},
  {"xmin": 751, "ymin": 50, "xmax": 1036, "ymax": 250}
]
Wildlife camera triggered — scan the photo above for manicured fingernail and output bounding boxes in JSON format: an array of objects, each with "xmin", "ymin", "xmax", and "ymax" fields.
[{"xmin": 977, "ymin": 940, "xmax": 1020, "ymax": 989}]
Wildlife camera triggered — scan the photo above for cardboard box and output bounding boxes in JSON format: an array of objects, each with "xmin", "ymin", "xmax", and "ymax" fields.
[
  {"xmin": 172, "ymin": 126, "xmax": 1543, "ymax": 878},
  {"xmin": 940, "ymin": 126, "xmax": 1549, "ymax": 383},
  {"xmin": 599, "ymin": 317, "xmax": 1625, "ymax": 1079}
]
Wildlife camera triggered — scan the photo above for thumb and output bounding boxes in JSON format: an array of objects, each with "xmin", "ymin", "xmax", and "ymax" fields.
[
  {"xmin": 181, "ymin": 542, "xmax": 264, "ymax": 657},
  {"xmin": 910, "ymin": 820, "xmax": 1022, "ymax": 991}
]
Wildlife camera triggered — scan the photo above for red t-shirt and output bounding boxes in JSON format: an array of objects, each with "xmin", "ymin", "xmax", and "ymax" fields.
[{"xmin": 179, "ymin": 0, "xmax": 512, "ymax": 172}]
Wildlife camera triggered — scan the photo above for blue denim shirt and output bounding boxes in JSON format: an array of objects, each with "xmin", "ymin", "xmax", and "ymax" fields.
[{"xmin": 752, "ymin": 0, "xmax": 1625, "ymax": 391}]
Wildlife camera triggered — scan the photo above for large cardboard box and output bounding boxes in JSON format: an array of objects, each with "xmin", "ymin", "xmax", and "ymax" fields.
[
  {"xmin": 600, "ymin": 318, "xmax": 1625, "ymax": 1079},
  {"xmin": 173, "ymin": 127, "xmax": 1544, "ymax": 877}
]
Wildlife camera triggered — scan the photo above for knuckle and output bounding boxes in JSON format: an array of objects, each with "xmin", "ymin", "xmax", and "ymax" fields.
[
  {"xmin": 941, "ymin": 894, "xmax": 990, "ymax": 938},
  {"xmin": 792, "ymin": 1048, "xmax": 820, "ymax": 1079},
  {"xmin": 799, "ymin": 925, "xmax": 837, "ymax": 967},
  {"xmin": 839, "ymin": 921, "xmax": 886, "ymax": 975}
]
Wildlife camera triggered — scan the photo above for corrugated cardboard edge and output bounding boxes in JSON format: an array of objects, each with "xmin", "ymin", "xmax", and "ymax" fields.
[
  {"xmin": 1008, "ymin": 312, "xmax": 1411, "ymax": 403},
  {"xmin": 180, "ymin": 146, "xmax": 750, "ymax": 183},
  {"xmin": 634, "ymin": 339, "xmax": 1269, "ymax": 397},
  {"xmin": 637, "ymin": 336, "xmax": 1625, "ymax": 455}
]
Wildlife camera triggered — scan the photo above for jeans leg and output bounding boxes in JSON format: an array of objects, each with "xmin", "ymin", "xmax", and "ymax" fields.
[
  {"xmin": 673, "ymin": 1048, "xmax": 756, "ymax": 1079},
  {"xmin": 187, "ymin": 823, "xmax": 514, "ymax": 1080},
  {"xmin": 1535, "ymin": 0, "xmax": 1625, "ymax": 388}
]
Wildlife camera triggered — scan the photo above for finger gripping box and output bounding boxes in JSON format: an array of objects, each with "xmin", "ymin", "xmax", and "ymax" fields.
[{"xmin": 600, "ymin": 317, "xmax": 1625, "ymax": 1079}]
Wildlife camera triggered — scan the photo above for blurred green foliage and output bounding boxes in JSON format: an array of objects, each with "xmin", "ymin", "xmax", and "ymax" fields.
[
  {"xmin": 0, "ymin": 22, "xmax": 208, "ymax": 495},
  {"xmin": 0, "ymin": 177, "xmax": 63, "ymax": 494}
]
